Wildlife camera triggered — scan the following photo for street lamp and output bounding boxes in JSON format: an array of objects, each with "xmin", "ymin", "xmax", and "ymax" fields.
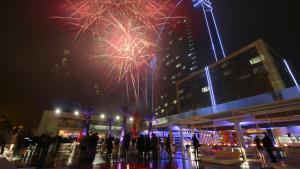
[
  {"xmin": 100, "ymin": 113, "xmax": 106, "ymax": 119},
  {"xmin": 55, "ymin": 108, "xmax": 61, "ymax": 114},
  {"xmin": 74, "ymin": 110, "xmax": 80, "ymax": 116},
  {"xmin": 115, "ymin": 115, "xmax": 120, "ymax": 121},
  {"xmin": 129, "ymin": 117, "xmax": 134, "ymax": 122}
]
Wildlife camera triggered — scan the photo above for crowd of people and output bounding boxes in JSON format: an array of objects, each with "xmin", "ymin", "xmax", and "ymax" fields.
[{"xmin": 0, "ymin": 117, "xmax": 284, "ymax": 169}]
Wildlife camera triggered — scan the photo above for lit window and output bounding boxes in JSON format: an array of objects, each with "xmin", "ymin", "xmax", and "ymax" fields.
[
  {"xmin": 163, "ymin": 76, "xmax": 167, "ymax": 80},
  {"xmin": 176, "ymin": 63, "xmax": 181, "ymax": 68},
  {"xmin": 169, "ymin": 40, "xmax": 173, "ymax": 45},
  {"xmin": 182, "ymin": 66, "xmax": 186, "ymax": 70},
  {"xmin": 161, "ymin": 109, "xmax": 165, "ymax": 113},
  {"xmin": 164, "ymin": 103, "xmax": 168, "ymax": 107},
  {"xmin": 179, "ymin": 89, "xmax": 184, "ymax": 94},
  {"xmin": 202, "ymin": 86, "xmax": 209, "ymax": 93},
  {"xmin": 173, "ymin": 100, "xmax": 177, "ymax": 104},
  {"xmin": 188, "ymin": 53, "xmax": 193, "ymax": 57},
  {"xmin": 250, "ymin": 55, "xmax": 264, "ymax": 65},
  {"xmin": 160, "ymin": 96, "xmax": 164, "ymax": 99},
  {"xmin": 172, "ymin": 81, "xmax": 176, "ymax": 84},
  {"xmin": 178, "ymin": 37, "xmax": 184, "ymax": 41},
  {"xmin": 166, "ymin": 62, "xmax": 170, "ymax": 66},
  {"xmin": 175, "ymin": 56, "xmax": 180, "ymax": 60},
  {"xmin": 171, "ymin": 75, "xmax": 176, "ymax": 80},
  {"xmin": 166, "ymin": 54, "xmax": 170, "ymax": 58}
]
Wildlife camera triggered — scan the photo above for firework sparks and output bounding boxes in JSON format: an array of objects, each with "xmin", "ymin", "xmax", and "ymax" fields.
[{"xmin": 54, "ymin": 0, "xmax": 183, "ymax": 104}]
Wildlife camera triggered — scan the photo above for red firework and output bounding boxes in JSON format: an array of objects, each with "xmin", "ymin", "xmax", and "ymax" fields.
[{"xmin": 53, "ymin": 0, "xmax": 182, "ymax": 104}]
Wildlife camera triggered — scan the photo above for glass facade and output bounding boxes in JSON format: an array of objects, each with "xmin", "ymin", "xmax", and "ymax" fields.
[{"xmin": 177, "ymin": 39, "xmax": 290, "ymax": 114}]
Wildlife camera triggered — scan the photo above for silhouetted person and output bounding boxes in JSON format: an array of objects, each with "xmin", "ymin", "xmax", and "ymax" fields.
[
  {"xmin": 0, "ymin": 129, "xmax": 10, "ymax": 155},
  {"xmin": 262, "ymin": 133, "xmax": 277, "ymax": 163},
  {"xmin": 151, "ymin": 133, "xmax": 158, "ymax": 159},
  {"xmin": 87, "ymin": 133, "xmax": 99, "ymax": 163},
  {"xmin": 79, "ymin": 135, "xmax": 88, "ymax": 163},
  {"xmin": 136, "ymin": 134, "xmax": 144, "ymax": 159},
  {"xmin": 122, "ymin": 133, "xmax": 131, "ymax": 161},
  {"xmin": 255, "ymin": 136, "xmax": 270, "ymax": 168},
  {"xmin": 144, "ymin": 135, "xmax": 151, "ymax": 159},
  {"xmin": 165, "ymin": 135, "xmax": 172, "ymax": 158},
  {"xmin": 113, "ymin": 138, "xmax": 120, "ymax": 162},
  {"xmin": 105, "ymin": 135, "xmax": 113, "ymax": 162},
  {"xmin": 192, "ymin": 134, "xmax": 199, "ymax": 158}
]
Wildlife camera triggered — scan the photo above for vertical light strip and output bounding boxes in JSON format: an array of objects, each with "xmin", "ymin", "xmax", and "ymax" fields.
[
  {"xmin": 205, "ymin": 66, "xmax": 217, "ymax": 113},
  {"xmin": 202, "ymin": 5, "xmax": 218, "ymax": 62},
  {"xmin": 284, "ymin": 59, "xmax": 299, "ymax": 86},
  {"xmin": 211, "ymin": 11, "xmax": 226, "ymax": 58}
]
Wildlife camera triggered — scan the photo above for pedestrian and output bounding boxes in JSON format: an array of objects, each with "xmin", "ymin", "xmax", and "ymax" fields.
[
  {"xmin": 0, "ymin": 128, "xmax": 10, "ymax": 155},
  {"xmin": 262, "ymin": 133, "xmax": 277, "ymax": 163},
  {"xmin": 122, "ymin": 133, "xmax": 131, "ymax": 161},
  {"xmin": 136, "ymin": 134, "xmax": 144, "ymax": 159},
  {"xmin": 87, "ymin": 133, "xmax": 99, "ymax": 163},
  {"xmin": 151, "ymin": 133, "xmax": 158, "ymax": 159},
  {"xmin": 144, "ymin": 135, "xmax": 151, "ymax": 159},
  {"xmin": 113, "ymin": 138, "xmax": 120, "ymax": 162},
  {"xmin": 165, "ymin": 135, "xmax": 172, "ymax": 159},
  {"xmin": 78, "ymin": 135, "xmax": 88, "ymax": 163},
  {"xmin": 255, "ymin": 136, "xmax": 270, "ymax": 168},
  {"xmin": 192, "ymin": 134, "xmax": 199, "ymax": 158},
  {"xmin": 105, "ymin": 135, "xmax": 113, "ymax": 162}
]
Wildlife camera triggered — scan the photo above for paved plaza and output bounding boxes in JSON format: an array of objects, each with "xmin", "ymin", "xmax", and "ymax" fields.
[{"xmin": 6, "ymin": 146, "xmax": 299, "ymax": 169}]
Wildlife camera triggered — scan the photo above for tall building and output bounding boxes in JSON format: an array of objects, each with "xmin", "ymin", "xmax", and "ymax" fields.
[
  {"xmin": 153, "ymin": 39, "xmax": 300, "ymax": 135},
  {"xmin": 154, "ymin": 19, "xmax": 197, "ymax": 118},
  {"xmin": 153, "ymin": 0, "xmax": 220, "ymax": 118}
]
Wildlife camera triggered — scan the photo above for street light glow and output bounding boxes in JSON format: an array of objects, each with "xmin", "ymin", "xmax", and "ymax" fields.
[
  {"xmin": 115, "ymin": 115, "xmax": 120, "ymax": 120},
  {"xmin": 100, "ymin": 114, "xmax": 106, "ymax": 119},
  {"xmin": 129, "ymin": 117, "xmax": 134, "ymax": 122},
  {"xmin": 55, "ymin": 108, "xmax": 61, "ymax": 114},
  {"xmin": 74, "ymin": 110, "xmax": 79, "ymax": 116}
]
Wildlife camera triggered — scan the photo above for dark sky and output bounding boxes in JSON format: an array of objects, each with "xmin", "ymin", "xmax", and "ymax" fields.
[{"xmin": 0, "ymin": 0, "xmax": 299, "ymax": 129}]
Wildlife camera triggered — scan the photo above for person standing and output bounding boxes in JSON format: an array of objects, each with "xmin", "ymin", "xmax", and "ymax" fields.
[
  {"xmin": 262, "ymin": 133, "xmax": 277, "ymax": 163},
  {"xmin": 144, "ymin": 135, "xmax": 151, "ymax": 159},
  {"xmin": 165, "ymin": 135, "xmax": 172, "ymax": 159},
  {"xmin": 113, "ymin": 138, "xmax": 120, "ymax": 162},
  {"xmin": 151, "ymin": 133, "xmax": 158, "ymax": 159},
  {"xmin": 255, "ymin": 136, "xmax": 270, "ymax": 168},
  {"xmin": 192, "ymin": 134, "xmax": 199, "ymax": 158},
  {"xmin": 105, "ymin": 135, "xmax": 113, "ymax": 163},
  {"xmin": 87, "ymin": 133, "xmax": 99, "ymax": 163},
  {"xmin": 136, "ymin": 134, "xmax": 144, "ymax": 160}
]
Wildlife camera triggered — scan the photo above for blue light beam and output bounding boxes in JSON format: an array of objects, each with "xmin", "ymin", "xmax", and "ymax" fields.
[
  {"xmin": 193, "ymin": 0, "xmax": 226, "ymax": 61},
  {"xmin": 284, "ymin": 59, "xmax": 299, "ymax": 86},
  {"xmin": 205, "ymin": 66, "xmax": 217, "ymax": 113}
]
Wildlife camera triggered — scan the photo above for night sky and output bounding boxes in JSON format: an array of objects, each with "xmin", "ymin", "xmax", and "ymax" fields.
[{"xmin": 0, "ymin": 0, "xmax": 299, "ymax": 129}]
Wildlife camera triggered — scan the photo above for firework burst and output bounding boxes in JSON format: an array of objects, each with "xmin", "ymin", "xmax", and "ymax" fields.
[{"xmin": 54, "ymin": 0, "xmax": 183, "ymax": 104}]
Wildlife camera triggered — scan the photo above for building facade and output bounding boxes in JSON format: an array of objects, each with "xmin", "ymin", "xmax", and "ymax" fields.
[{"xmin": 177, "ymin": 39, "xmax": 290, "ymax": 113}]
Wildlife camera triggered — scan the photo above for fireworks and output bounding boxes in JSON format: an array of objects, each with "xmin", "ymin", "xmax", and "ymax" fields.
[{"xmin": 53, "ymin": 0, "xmax": 183, "ymax": 104}]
